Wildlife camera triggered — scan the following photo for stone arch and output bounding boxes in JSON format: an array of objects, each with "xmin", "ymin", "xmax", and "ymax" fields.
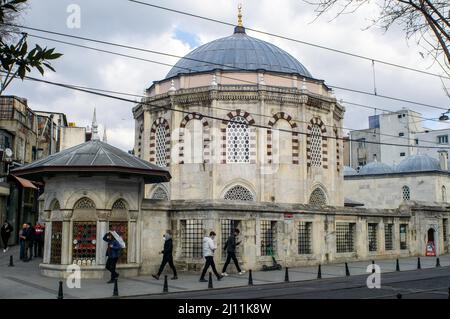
[
  {"xmin": 150, "ymin": 117, "xmax": 171, "ymax": 167},
  {"xmin": 267, "ymin": 112, "xmax": 299, "ymax": 164},
  {"xmin": 73, "ymin": 197, "xmax": 96, "ymax": 209},
  {"xmin": 220, "ymin": 109, "xmax": 256, "ymax": 164},
  {"xmin": 111, "ymin": 198, "xmax": 128, "ymax": 210},
  {"xmin": 65, "ymin": 191, "xmax": 103, "ymax": 211},
  {"xmin": 106, "ymin": 193, "xmax": 137, "ymax": 211},
  {"xmin": 151, "ymin": 186, "xmax": 169, "ymax": 200},
  {"xmin": 306, "ymin": 117, "xmax": 328, "ymax": 169},
  {"xmin": 50, "ymin": 199, "xmax": 60, "ymax": 210},
  {"xmin": 308, "ymin": 185, "xmax": 328, "ymax": 206},
  {"xmin": 221, "ymin": 180, "xmax": 256, "ymax": 201},
  {"xmin": 178, "ymin": 112, "xmax": 210, "ymax": 164}
]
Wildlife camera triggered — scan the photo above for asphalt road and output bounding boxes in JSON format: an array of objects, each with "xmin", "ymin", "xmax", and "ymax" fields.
[{"xmin": 130, "ymin": 266, "xmax": 450, "ymax": 299}]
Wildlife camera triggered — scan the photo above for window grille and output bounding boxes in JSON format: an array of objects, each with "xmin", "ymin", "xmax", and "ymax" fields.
[
  {"xmin": 402, "ymin": 186, "xmax": 410, "ymax": 201},
  {"xmin": 226, "ymin": 116, "xmax": 250, "ymax": 163},
  {"xmin": 385, "ymin": 224, "xmax": 394, "ymax": 251},
  {"xmin": 181, "ymin": 220, "xmax": 203, "ymax": 258},
  {"xmin": 224, "ymin": 185, "xmax": 254, "ymax": 201},
  {"xmin": 260, "ymin": 221, "xmax": 277, "ymax": 256},
  {"xmin": 309, "ymin": 188, "xmax": 327, "ymax": 206},
  {"xmin": 109, "ymin": 221, "xmax": 128, "ymax": 264},
  {"xmin": 155, "ymin": 124, "xmax": 167, "ymax": 167},
  {"xmin": 72, "ymin": 222, "xmax": 97, "ymax": 266},
  {"xmin": 112, "ymin": 199, "xmax": 126, "ymax": 210},
  {"xmin": 336, "ymin": 223, "xmax": 356, "ymax": 253},
  {"xmin": 74, "ymin": 197, "xmax": 95, "ymax": 209},
  {"xmin": 221, "ymin": 220, "xmax": 241, "ymax": 260},
  {"xmin": 50, "ymin": 221, "xmax": 62, "ymax": 264},
  {"xmin": 368, "ymin": 223, "xmax": 378, "ymax": 252},
  {"xmin": 400, "ymin": 224, "xmax": 408, "ymax": 250},
  {"xmin": 298, "ymin": 222, "xmax": 312, "ymax": 254},
  {"xmin": 152, "ymin": 187, "xmax": 168, "ymax": 200},
  {"xmin": 310, "ymin": 125, "xmax": 322, "ymax": 167},
  {"xmin": 443, "ymin": 219, "xmax": 448, "ymax": 242}
]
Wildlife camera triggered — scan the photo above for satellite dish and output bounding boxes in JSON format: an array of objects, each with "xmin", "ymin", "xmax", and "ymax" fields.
[{"xmin": 5, "ymin": 148, "xmax": 12, "ymax": 158}]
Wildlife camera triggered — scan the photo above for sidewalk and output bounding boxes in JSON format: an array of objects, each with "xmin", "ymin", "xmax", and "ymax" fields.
[{"xmin": 1, "ymin": 245, "xmax": 449, "ymax": 299}]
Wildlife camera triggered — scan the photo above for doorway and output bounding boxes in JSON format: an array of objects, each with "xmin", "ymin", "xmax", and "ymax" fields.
[{"xmin": 427, "ymin": 228, "xmax": 435, "ymax": 243}]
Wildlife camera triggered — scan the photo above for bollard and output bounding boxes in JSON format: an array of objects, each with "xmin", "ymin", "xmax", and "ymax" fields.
[
  {"xmin": 396, "ymin": 293, "xmax": 402, "ymax": 299},
  {"xmin": 163, "ymin": 275, "xmax": 168, "ymax": 293},
  {"xmin": 208, "ymin": 272, "xmax": 213, "ymax": 289},
  {"xmin": 57, "ymin": 281, "xmax": 63, "ymax": 299},
  {"xmin": 436, "ymin": 257, "xmax": 441, "ymax": 267},
  {"xmin": 284, "ymin": 267, "xmax": 289, "ymax": 282},
  {"xmin": 417, "ymin": 257, "xmax": 421, "ymax": 270},
  {"xmin": 317, "ymin": 264, "xmax": 322, "ymax": 279},
  {"xmin": 345, "ymin": 262, "xmax": 350, "ymax": 276},
  {"xmin": 396, "ymin": 259, "xmax": 400, "ymax": 272},
  {"xmin": 371, "ymin": 260, "xmax": 375, "ymax": 274},
  {"xmin": 248, "ymin": 269, "xmax": 253, "ymax": 286},
  {"xmin": 113, "ymin": 278, "xmax": 118, "ymax": 297},
  {"xmin": 8, "ymin": 255, "xmax": 14, "ymax": 267}
]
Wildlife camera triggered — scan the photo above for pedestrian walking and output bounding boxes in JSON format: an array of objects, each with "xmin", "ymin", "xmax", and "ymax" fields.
[
  {"xmin": 103, "ymin": 230, "xmax": 125, "ymax": 283},
  {"xmin": 152, "ymin": 230, "xmax": 177, "ymax": 280},
  {"xmin": 221, "ymin": 228, "xmax": 245, "ymax": 276},
  {"xmin": 33, "ymin": 223, "xmax": 45, "ymax": 258},
  {"xmin": 23, "ymin": 223, "xmax": 35, "ymax": 262},
  {"xmin": 1, "ymin": 220, "xmax": 13, "ymax": 253},
  {"xmin": 19, "ymin": 224, "xmax": 27, "ymax": 260},
  {"xmin": 199, "ymin": 231, "xmax": 223, "ymax": 282}
]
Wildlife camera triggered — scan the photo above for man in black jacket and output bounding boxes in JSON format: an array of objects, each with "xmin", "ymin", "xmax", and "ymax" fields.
[
  {"xmin": 1, "ymin": 220, "xmax": 13, "ymax": 253},
  {"xmin": 152, "ymin": 230, "xmax": 178, "ymax": 280},
  {"xmin": 221, "ymin": 228, "xmax": 245, "ymax": 276}
]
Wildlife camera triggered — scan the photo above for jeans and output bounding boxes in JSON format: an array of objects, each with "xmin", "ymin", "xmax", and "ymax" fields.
[
  {"xmin": 19, "ymin": 240, "xmax": 25, "ymax": 259},
  {"xmin": 157, "ymin": 254, "xmax": 177, "ymax": 277},
  {"xmin": 200, "ymin": 256, "xmax": 220, "ymax": 279},
  {"xmin": 222, "ymin": 252, "xmax": 242, "ymax": 273},
  {"xmin": 105, "ymin": 257, "xmax": 119, "ymax": 280}
]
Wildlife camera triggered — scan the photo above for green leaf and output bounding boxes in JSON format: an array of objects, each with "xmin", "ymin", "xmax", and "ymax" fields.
[{"xmin": 43, "ymin": 63, "xmax": 55, "ymax": 72}]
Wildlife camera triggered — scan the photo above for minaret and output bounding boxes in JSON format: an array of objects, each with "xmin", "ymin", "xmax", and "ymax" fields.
[
  {"xmin": 103, "ymin": 126, "xmax": 107, "ymax": 143},
  {"xmin": 91, "ymin": 108, "xmax": 99, "ymax": 140}
]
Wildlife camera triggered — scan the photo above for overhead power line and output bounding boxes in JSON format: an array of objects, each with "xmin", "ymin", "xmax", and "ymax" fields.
[
  {"xmin": 7, "ymin": 71, "xmax": 450, "ymax": 150},
  {"xmin": 128, "ymin": 0, "xmax": 450, "ymax": 80}
]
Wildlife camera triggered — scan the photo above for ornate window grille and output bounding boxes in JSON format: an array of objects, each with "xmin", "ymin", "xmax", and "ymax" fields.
[
  {"xmin": 309, "ymin": 188, "xmax": 327, "ymax": 206},
  {"xmin": 50, "ymin": 221, "xmax": 62, "ymax": 264},
  {"xmin": 226, "ymin": 116, "xmax": 250, "ymax": 163},
  {"xmin": 181, "ymin": 219, "xmax": 203, "ymax": 258},
  {"xmin": 442, "ymin": 186, "xmax": 447, "ymax": 202},
  {"xmin": 74, "ymin": 197, "xmax": 95, "ymax": 209},
  {"xmin": 402, "ymin": 185, "xmax": 410, "ymax": 201},
  {"xmin": 152, "ymin": 187, "xmax": 169, "ymax": 200},
  {"xmin": 400, "ymin": 224, "xmax": 408, "ymax": 250},
  {"xmin": 109, "ymin": 221, "xmax": 128, "ymax": 264},
  {"xmin": 260, "ymin": 220, "xmax": 277, "ymax": 256},
  {"xmin": 368, "ymin": 223, "xmax": 378, "ymax": 252},
  {"xmin": 298, "ymin": 222, "xmax": 312, "ymax": 254},
  {"xmin": 155, "ymin": 124, "xmax": 167, "ymax": 167},
  {"xmin": 336, "ymin": 223, "xmax": 355, "ymax": 253},
  {"xmin": 112, "ymin": 199, "xmax": 127, "ymax": 210},
  {"xmin": 221, "ymin": 220, "xmax": 241, "ymax": 261},
  {"xmin": 310, "ymin": 125, "xmax": 322, "ymax": 167},
  {"xmin": 52, "ymin": 200, "xmax": 60, "ymax": 210},
  {"xmin": 224, "ymin": 185, "xmax": 254, "ymax": 201},
  {"xmin": 385, "ymin": 223, "xmax": 394, "ymax": 251},
  {"xmin": 72, "ymin": 221, "xmax": 97, "ymax": 266}
]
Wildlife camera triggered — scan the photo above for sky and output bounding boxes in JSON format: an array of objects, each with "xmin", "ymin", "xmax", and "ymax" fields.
[{"xmin": 4, "ymin": 0, "xmax": 450, "ymax": 151}]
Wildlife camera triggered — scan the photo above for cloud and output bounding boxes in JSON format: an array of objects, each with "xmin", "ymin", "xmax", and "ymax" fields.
[{"xmin": 3, "ymin": 0, "xmax": 448, "ymax": 152}]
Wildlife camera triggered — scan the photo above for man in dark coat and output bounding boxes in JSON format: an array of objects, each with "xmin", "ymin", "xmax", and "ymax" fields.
[
  {"xmin": 103, "ymin": 231, "xmax": 123, "ymax": 283},
  {"xmin": 221, "ymin": 228, "xmax": 245, "ymax": 276},
  {"xmin": 1, "ymin": 220, "xmax": 13, "ymax": 253},
  {"xmin": 23, "ymin": 223, "xmax": 35, "ymax": 262},
  {"xmin": 152, "ymin": 230, "xmax": 177, "ymax": 280}
]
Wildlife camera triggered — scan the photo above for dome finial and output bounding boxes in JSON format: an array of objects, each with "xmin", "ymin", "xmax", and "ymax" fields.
[{"xmin": 234, "ymin": 4, "xmax": 246, "ymax": 34}]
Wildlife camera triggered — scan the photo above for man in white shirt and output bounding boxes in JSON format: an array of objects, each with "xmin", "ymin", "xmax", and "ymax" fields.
[{"xmin": 199, "ymin": 231, "xmax": 223, "ymax": 282}]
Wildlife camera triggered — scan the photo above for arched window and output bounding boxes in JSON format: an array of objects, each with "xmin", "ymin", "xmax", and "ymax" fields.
[
  {"xmin": 152, "ymin": 187, "xmax": 169, "ymax": 200},
  {"xmin": 402, "ymin": 186, "xmax": 410, "ymax": 201},
  {"xmin": 309, "ymin": 188, "xmax": 327, "ymax": 206},
  {"xmin": 226, "ymin": 116, "xmax": 249, "ymax": 163},
  {"xmin": 51, "ymin": 200, "xmax": 60, "ymax": 210},
  {"xmin": 112, "ymin": 199, "xmax": 127, "ymax": 210},
  {"xmin": 442, "ymin": 186, "xmax": 447, "ymax": 202},
  {"xmin": 224, "ymin": 185, "xmax": 254, "ymax": 201},
  {"xmin": 155, "ymin": 124, "xmax": 167, "ymax": 167},
  {"xmin": 310, "ymin": 125, "xmax": 322, "ymax": 167},
  {"xmin": 73, "ymin": 197, "xmax": 96, "ymax": 209},
  {"xmin": 184, "ymin": 119, "xmax": 204, "ymax": 163},
  {"xmin": 272, "ymin": 120, "xmax": 292, "ymax": 164}
]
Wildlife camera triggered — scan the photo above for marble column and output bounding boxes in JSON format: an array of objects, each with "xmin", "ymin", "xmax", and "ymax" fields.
[
  {"xmin": 128, "ymin": 210, "xmax": 139, "ymax": 264},
  {"xmin": 61, "ymin": 210, "xmax": 73, "ymax": 265},
  {"xmin": 42, "ymin": 211, "xmax": 51, "ymax": 264},
  {"xmin": 96, "ymin": 210, "xmax": 110, "ymax": 266}
]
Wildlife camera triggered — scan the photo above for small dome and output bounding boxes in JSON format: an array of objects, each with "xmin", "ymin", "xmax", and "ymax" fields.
[
  {"xmin": 343, "ymin": 166, "xmax": 358, "ymax": 176},
  {"xmin": 359, "ymin": 161, "xmax": 394, "ymax": 175},
  {"xmin": 396, "ymin": 154, "xmax": 440, "ymax": 173}
]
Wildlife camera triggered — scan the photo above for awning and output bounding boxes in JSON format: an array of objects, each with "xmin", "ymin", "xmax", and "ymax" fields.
[{"xmin": 8, "ymin": 175, "xmax": 38, "ymax": 189}]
